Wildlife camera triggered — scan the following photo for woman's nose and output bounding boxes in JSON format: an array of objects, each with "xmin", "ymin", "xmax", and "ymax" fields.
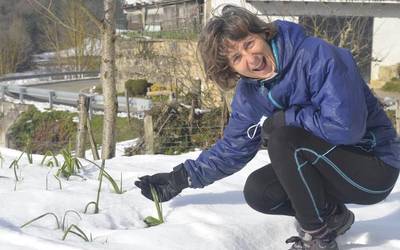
[{"xmin": 246, "ymin": 55, "xmax": 259, "ymax": 67}]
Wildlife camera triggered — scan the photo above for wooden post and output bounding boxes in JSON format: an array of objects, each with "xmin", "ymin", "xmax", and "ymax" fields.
[
  {"xmin": 48, "ymin": 91, "xmax": 55, "ymax": 110},
  {"xmin": 19, "ymin": 87, "xmax": 26, "ymax": 103},
  {"xmin": 220, "ymin": 99, "xmax": 229, "ymax": 137},
  {"xmin": 88, "ymin": 95, "xmax": 94, "ymax": 119},
  {"xmin": 125, "ymin": 88, "xmax": 131, "ymax": 124},
  {"xmin": 0, "ymin": 86, "xmax": 5, "ymax": 100},
  {"xmin": 396, "ymin": 99, "xmax": 400, "ymax": 135},
  {"xmin": 76, "ymin": 94, "xmax": 90, "ymax": 158},
  {"xmin": 144, "ymin": 113, "xmax": 154, "ymax": 154},
  {"xmin": 189, "ymin": 78, "xmax": 201, "ymax": 137}
]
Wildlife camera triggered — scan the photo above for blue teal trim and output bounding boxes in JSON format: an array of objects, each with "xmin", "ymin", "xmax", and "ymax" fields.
[
  {"xmin": 271, "ymin": 39, "xmax": 280, "ymax": 72},
  {"xmin": 293, "ymin": 145, "xmax": 395, "ymax": 223},
  {"xmin": 294, "ymin": 149, "xmax": 323, "ymax": 223},
  {"xmin": 312, "ymin": 146, "xmax": 337, "ymax": 165},
  {"xmin": 295, "ymin": 147, "xmax": 395, "ymax": 194},
  {"xmin": 268, "ymin": 91, "xmax": 284, "ymax": 109},
  {"xmin": 355, "ymin": 131, "xmax": 377, "ymax": 152}
]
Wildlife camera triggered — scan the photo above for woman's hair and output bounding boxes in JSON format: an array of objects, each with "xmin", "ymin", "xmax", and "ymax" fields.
[{"xmin": 198, "ymin": 5, "xmax": 277, "ymax": 90}]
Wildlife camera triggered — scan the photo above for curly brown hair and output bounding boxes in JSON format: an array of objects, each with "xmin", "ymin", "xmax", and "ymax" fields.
[{"xmin": 197, "ymin": 5, "xmax": 277, "ymax": 91}]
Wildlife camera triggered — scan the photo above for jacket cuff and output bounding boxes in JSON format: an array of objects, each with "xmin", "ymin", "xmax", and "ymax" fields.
[{"xmin": 172, "ymin": 163, "xmax": 190, "ymax": 189}]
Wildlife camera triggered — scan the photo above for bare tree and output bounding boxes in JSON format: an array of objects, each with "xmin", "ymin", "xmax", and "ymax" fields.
[
  {"xmin": 0, "ymin": 16, "xmax": 31, "ymax": 75},
  {"xmin": 29, "ymin": 0, "xmax": 118, "ymax": 159}
]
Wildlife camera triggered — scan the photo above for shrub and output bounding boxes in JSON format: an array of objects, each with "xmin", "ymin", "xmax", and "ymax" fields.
[
  {"xmin": 8, "ymin": 106, "xmax": 76, "ymax": 154},
  {"xmin": 382, "ymin": 78, "xmax": 400, "ymax": 93},
  {"xmin": 125, "ymin": 79, "xmax": 152, "ymax": 96}
]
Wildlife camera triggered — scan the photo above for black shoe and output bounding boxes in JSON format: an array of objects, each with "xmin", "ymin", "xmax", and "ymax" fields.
[
  {"xmin": 287, "ymin": 226, "xmax": 338, "ymax": 250},
  {"xmin": 295, "ymin": 204, "xmax": 354, "ymax": 237},
  {"xmin": 327, "ymin": 204, "xmax": 354, "ymax": 236}
]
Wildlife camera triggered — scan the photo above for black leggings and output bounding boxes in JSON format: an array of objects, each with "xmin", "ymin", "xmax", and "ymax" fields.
[{"xmin": 243, "ymin": 126, "xmax": 399, "ymax": 231}]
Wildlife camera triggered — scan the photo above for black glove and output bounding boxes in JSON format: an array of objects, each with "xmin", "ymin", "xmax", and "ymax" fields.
[
  {"xmin": 134, "ymin": 164, "xmax": 189, "ymax": 202},
  {"xmin": 261, "ymin": 110, "xmax": 285, "ymax": 146}
]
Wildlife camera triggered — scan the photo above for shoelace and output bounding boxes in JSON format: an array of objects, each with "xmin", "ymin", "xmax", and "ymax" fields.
[
  {"xmin": 286, "ymin": 236, "xmax": 306, "ymax": 249},
  {"xmin": 246, "ymin": 115, "xmax": 268, "ymax": 139}
]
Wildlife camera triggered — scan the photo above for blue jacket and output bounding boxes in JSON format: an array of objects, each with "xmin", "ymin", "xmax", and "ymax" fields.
[{"xmin": 184, "ymin": 20, "xmax": 400, "ymax": 188}]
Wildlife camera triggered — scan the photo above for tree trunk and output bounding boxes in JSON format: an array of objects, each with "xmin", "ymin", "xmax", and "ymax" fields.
[{"xmin": 100, "ymin": 0, "xmax": 117, "ymax": 159}]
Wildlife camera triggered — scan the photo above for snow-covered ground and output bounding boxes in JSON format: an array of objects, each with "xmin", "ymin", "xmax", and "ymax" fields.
[{"xmin": 0, "ymin": 145, "xmax": 399, "ymax": 250}]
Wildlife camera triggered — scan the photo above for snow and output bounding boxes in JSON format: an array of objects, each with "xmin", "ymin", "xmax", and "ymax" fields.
[{"xmin": 0, "ymin": 146, "xmax": 399, "ymax": 250}]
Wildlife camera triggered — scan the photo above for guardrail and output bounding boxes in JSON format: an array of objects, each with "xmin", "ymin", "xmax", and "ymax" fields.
[
  {"xmin": 0, "ymin": 71, "xmax": 100, "ymax": 86},
  {"xmin": 0, "ymin": 72, "xmax": 152, "ymax": 113}
]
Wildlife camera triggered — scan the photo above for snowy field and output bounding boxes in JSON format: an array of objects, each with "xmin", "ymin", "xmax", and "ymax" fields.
[{"xmin": 0, "ymin": 146, "xmax": 399, "ymax": 250}]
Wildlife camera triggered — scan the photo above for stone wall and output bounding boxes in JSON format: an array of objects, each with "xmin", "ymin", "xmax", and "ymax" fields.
[
  {"xmin": 115, "ymin": 38, "xmax": 227, "ymax": 108},
  {"xmin": 0, "ymin": 101, "xmax": 30, "ymax": 147},
  {"xmin": 370, "ymin": 63, "xmax": 400, "ymax": 89}
]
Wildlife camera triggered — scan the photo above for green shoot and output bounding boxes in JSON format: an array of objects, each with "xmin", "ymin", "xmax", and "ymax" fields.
[
  {"xmin": 20, "ymin": 212, "xmax": 60, "ymax": 229},
  {"xmin": 12, "ymin": 161, "xmax": 19, "ymax": 182},
  {"xmin": 41, "ymin": 151, "xmax": 59, "ymax": 167},
  {"xmin": 94, "ymin": 160, "xmax": 106, "ymax": 213},
  {"xmin": 82, "ymin": 158, "xmax": 123, "ymax": 194},
  {"xmin": 54, "ymin": 175, "xmax": 62, "ymax": 190},
  {"xmin": 144, "ymin": 185, "xmax": 164, "ymax": 227},
  {"xmin": 56, "ymin": 149, "xmax": 83, "ymax": 179},
  {"xmin": 62, "ymin": 224, "xmax": 90, "ymax": 242},
  {"xmin": 8, "ymin": 152, "xmax": 24, "ymax": 169},
  {"xmin": 46, "ymin": 171, "xmax": 62, "ymax": 190},
  {"xmin": 25, "ymin": 141, "xmax": 33, "ymax": 164},
  {"xmin": 83, "ymin": 160, "xmax": 106, "ymax": 214},
  {"xmin": 61, "ymin": 210, "xmax": 82, "ymax": 231},
  {"xmin": 83, "ymin": 201, "xmax": 97, "ymax": 214}
]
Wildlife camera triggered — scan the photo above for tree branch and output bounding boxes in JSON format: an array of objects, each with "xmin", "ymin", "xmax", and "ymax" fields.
[
  {"xmin": 26, "ymin": 0, "xmax": 76, "ymax": 31},
  {"xmin": 74, "ymin": 0, "xmax": 103, "ymax": 30}
]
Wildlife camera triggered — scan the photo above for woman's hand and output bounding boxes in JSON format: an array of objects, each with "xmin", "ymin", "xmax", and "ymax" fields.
[
  {"xmin": 135, "ymin": 164, "xmax": 189, "ymax": 202},
  {"xmin": 261, "ymin": 110, "xmax": 286, "ymax": 145}
]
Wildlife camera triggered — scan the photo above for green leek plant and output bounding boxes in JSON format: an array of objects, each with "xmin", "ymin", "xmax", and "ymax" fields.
[
  {"xmin": 144, "ymin": 185, "xmax": 164, "ymax": 227},
  {"xmin": 20, "ymin": 212, "xmax": 60, "ymax": 229},
  {"xmin": 41, "ymin": 151, "xmax": 60, "ymax": 167},
  {"xmin": 62, "ymin": 224, "xmax": 91, "ymax": 242},
  {"xmin": 61, "ymin": 210, "xmax": 82, "ymax": 231},
  {"xmin": 21, "ymin": 210, "xmax": 89, "ymax": 242},
  {"xmin": 84, "ymin": 160, "xmax": 105, "ymax": 214},
  {"xmin": 24, "ymin": 140, "xmax": 33, "ymax": 164},
  {"xmin": 9, "ymin": 152, "xmax": 24, "ymax": 182},
  {"xmin": 83, "ymin": 159, "xmax": 124, "ymax": 194},
  {"xmin": 57, "ymin": 149, "xmax": 83, "ymax": 179},
  {"xmin": 46, "ymin": 170, "xmax": 63, "ymax": 190}
]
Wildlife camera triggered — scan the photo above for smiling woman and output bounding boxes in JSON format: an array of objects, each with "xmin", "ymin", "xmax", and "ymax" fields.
[{"xmin": 134, "ymin": 5, "xmax": 400, "ymax": 250}]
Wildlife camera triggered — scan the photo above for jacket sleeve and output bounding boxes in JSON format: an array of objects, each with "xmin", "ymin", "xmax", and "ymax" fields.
[
  {"xmin": 183, "ymin": 106, "xmax": 262, "ymax": 188},
  {"xmin": 285, "ymin": 40, "xmax": 368, "ymax": 145}
]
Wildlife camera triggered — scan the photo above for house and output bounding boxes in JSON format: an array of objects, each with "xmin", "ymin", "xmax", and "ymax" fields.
[
  {"xmin": 208, "ymin": 0, "xmax": 400, "ymax": 85},
  {"xmin": 123, "ymin": 0, "xmax": 204, "ymax": 32},
  {"xmin": 123, "ymin": 0, "xmax": 400, "ymax": 85}
]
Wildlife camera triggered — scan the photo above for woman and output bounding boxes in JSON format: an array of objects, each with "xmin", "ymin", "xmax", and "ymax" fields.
[{"xmin": 135, "ymin": 5, "xmax": 400, "ymax": 250}]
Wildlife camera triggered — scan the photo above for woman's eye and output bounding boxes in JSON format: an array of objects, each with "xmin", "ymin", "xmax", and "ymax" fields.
[
  {"xmin": 246, "ymin": 40, "xmax": 254, "ymax": 48},
  {"xmin": 232, "ymin": 55, "xmax": 241, "ymax": 64}
]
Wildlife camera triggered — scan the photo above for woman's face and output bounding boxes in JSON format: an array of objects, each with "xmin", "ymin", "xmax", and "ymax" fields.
[{"xmin": 226, "ymin": 33, "xmax": 276, "ymax": 80}]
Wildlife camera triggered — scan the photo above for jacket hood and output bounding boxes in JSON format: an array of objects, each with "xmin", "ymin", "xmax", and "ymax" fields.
[{"xmin": 272, "ymin": 20, "xmax": 308, "ymax": 74}]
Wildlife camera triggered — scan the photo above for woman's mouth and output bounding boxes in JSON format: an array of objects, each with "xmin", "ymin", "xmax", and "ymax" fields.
[{"xmin": 253, "ymin": 57, "xmax": 267, "ymax": 71}]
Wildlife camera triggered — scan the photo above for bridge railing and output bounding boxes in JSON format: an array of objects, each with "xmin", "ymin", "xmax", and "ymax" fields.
[
  {"xmin": 0, "ymin": 71, "xmax": 100, "ymax": 86},
  {"xmin": 0, "ymin": 72, "xmax": 152, "ymax": 113}
]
